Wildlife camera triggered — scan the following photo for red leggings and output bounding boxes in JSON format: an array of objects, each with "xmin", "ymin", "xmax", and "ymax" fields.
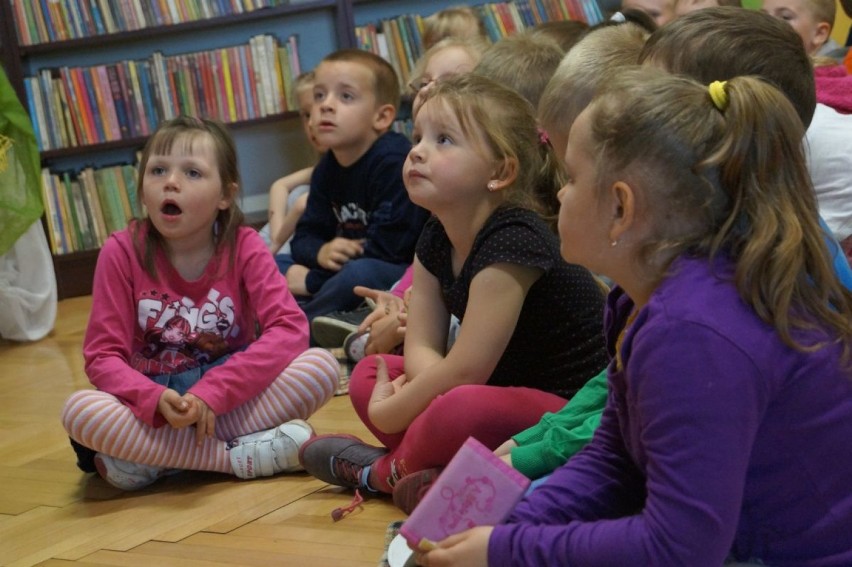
[{"xmin": 348, "ymin": 354, "xmax": 567, "ymax": 493}]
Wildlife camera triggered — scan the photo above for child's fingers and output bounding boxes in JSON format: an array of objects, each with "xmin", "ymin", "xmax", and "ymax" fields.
[{"xmin": 375, "ymin": 356, "xmax": 389, "ymax": 385}]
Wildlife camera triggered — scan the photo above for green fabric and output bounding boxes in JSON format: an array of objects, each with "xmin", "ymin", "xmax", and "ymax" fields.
[
  {"xmin": 0, "ymin": 65, "xmax": 43, "ymax": 256},
  {"xmin": 510, "ymin": 368, "xmax": 608, "ymax": 480}
]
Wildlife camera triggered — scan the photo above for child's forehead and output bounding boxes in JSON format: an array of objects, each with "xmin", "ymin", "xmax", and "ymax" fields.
[
  {"xmin": 150, "ymin": 132, "xmax": 215, "ymax": 159},
  {"xmin": 315, "ymin": 60, "xmax": 375, "ymax": 90},
  {"xmin": 762, "ymin": 0, "xmax": 808, "ymax": 12}
]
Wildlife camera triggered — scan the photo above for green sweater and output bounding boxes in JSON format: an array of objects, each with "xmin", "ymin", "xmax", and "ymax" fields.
[{"xmin": 509, "ymin": 368, "xmax": 608, "ymax": 480}]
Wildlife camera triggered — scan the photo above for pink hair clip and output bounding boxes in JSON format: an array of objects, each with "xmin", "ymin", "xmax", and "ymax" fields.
[{"xmin": 537, "ymin": 127, "xmax": 551, "ymax": 147}]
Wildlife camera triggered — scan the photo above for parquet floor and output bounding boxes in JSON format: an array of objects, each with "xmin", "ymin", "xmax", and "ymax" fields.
[{"xmin": 0, "ymin": 296, "xmax": 403, "ymax": 567}]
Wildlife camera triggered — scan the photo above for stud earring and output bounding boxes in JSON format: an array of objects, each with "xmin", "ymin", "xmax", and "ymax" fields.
[
  {"xmin": 488, "ymin": 181, "xmax": 496, "ymax": 191},
  {"xmin": 610, "ymin": 240, "xmax": 618, "ymax": 247}
]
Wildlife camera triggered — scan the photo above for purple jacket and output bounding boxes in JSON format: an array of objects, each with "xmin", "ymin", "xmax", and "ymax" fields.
[{"xmin": 489, "ymin": 254, "xmax": 852, "ymax": 566}]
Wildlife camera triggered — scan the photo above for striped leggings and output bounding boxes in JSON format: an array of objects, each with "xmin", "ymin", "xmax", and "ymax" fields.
[{"xmin": 61, "ymin": 348, "xmax": 339, "ymax": 474}]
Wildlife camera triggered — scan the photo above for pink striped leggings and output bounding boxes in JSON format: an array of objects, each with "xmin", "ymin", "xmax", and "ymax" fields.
[
  {"xmin": 61, "ymin": 348, "xmax": 339, "ymax": 473},
  {"xmin": 349, "ymin": 355, "xmax": 567, "ymax": 493}
]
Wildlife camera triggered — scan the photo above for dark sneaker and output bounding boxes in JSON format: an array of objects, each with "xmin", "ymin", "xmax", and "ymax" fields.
[
  {"xmin": 311, "ymin": 304, "xmax": 372, "ymax": 348},
  {"xmin": 298, "ymin": 434, "xmax": 386, "ymax": 490},
  {"xmin": 392, "ymin": 467, "xmax": 441, "ymax": 515}
]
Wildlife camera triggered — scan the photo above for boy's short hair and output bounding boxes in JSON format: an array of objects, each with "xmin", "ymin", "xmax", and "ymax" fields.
[
  {"xmin": 475, "ymin": 33, "xmax": 565, "ymax": 108},
  {"xmin": 639, "ymin": 7, "xmax": 816, "ymax": 127},
  {"xmin": 320, "ymin": 49, "xmax": 400, "ymax": 110},
  {"xmin": 807, "ymin": 0, "xmax": 837, "ymax": 29},
  {"xmin": 423, "ymin": 6, "xmax": 488, "ymax": 49},
  {"xmin": 527, "ymin": 19, "xmax": 590, "ymax": 52},
  {"xmin": 538, "ymin": 22, "xmax": 650, "ymax": 134}
]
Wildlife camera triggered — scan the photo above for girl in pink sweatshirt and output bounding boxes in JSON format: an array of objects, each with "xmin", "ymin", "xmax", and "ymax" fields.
[{"xmin": 61, "ymin": 117, "xmax": 339, "ymax": 490}]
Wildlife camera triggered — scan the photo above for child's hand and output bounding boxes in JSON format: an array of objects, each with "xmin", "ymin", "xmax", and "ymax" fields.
[
  {"xmin": 318, "ymin": 237, "xmax": 364, "ymax": 271},
  {"xmin": 493, "ymin": 439, "xmax": 518, "ymax": 457},
  {"xmin": 158, "ymin": 388, "xmax": 194, "ymax": 428},
  {"xmin": 183, "ymin": 393, "xmax": 216, "ymax": 445},
  {"xmin": 368, "ymin": 356, "xmax": 409, "ymax": 425},
  {"xmin": 413, "ymin": 526, "xmax": 493, "ymax": 567},
  {"xmin": 354, "ymin": 285, "xmax": 405, "ymax": 332}
]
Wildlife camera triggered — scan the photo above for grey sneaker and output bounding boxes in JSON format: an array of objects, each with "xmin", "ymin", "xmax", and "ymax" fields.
[
  {"xmin": 228, "ymin": 419, "xmax": 314, "ymax": 479},
  {"xmin": 392, "ymin": 467, "xmax": 441, "ymax": 515},
  {"xmin": 311, "ymin": 304, "xmax": 372, "ymax": 348},
  {"xmin": 298, "ymin": 434, "xmax": 386, "ymax": 490}
]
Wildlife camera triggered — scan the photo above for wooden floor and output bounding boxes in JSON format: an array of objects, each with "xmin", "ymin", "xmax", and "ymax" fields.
[{"xmin": 0, "ymin": 296, "xmax": 404, "ymax": 567}]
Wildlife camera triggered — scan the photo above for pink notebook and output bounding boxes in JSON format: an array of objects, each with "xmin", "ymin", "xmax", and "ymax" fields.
[{"xmin": 399, "ymin": 436, "xmax": 530, "ymax": 551}]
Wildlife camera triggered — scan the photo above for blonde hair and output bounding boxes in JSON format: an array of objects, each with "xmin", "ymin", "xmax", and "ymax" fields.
[
  {"xmin": 423, "ymin": 6, "xmax": 489, "ymax": 49},
  {"xmin": 474, "ymin": 32, "xmax": 566, "ymax": 109},
  {"xmin": 294, "ymin": 70, "xmax": 315, "ymax": 97},
  {"xmin": 586, "ymin": 68, "xmax": 852, "ymax": 357},
  {"xmin": 320, "ymin": 49, "xmax": 400, "ymax": 109},
  {"xmin": 409, "ymin": 36, "xmax": 490, "ymax": 93},
  {"xmin": 419, "ymin": 74, "xmax": 563, "ymax": 228},
  {"xmin": 133, "ymin": 116, "xmax": 243, "ymax": 279},
  {"xmin": 538, "ymin": 22, "xmax": 649, "ymax": 135}
]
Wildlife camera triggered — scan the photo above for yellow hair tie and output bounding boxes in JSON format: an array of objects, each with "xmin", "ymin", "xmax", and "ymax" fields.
[{"xmin": 708, "ymin": 80, "xmax": 728, "ymax": 111}]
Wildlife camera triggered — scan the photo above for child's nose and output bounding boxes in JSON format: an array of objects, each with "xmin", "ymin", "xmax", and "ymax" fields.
[{"xmin": 164, "ymin": 170, "xmax": 180, "ymax": 189}]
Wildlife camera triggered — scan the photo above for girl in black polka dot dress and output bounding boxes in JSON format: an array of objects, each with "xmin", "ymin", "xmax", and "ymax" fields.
[{"xmin": 298, "ymin": 74, "xmax": 608, "ymax": 500}]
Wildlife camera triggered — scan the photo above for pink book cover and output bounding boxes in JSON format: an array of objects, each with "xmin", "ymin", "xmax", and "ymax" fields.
[{"xmin": 399, "ymin": 436, "xmax": 530, "ymax": 551}]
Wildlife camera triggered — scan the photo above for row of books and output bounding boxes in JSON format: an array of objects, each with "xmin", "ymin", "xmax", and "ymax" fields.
[
  {"xmin": 41, "ymin": 162, "xmax": 141, "ymax": 255},
  {"xmin": 24, "ymin": 33, "xmax": 302, "ymax": 152},
  {"xmin": 354, "ymin": 0, "xmax": 604, "ymax": 90},
  {"xmin": 10, "ymin": 0, "xmax": 306, "ymax": 46},
  {"xmin": 476, "ymin": 0, "xmax": 605, "ymax": 40}
]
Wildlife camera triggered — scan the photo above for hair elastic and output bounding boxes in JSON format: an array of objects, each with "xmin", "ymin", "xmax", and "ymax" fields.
[
  {"xmin": 537, "ymin": 127, "xmax": 551, "ymax": 147},
  {"xmin": 708, "ymin": 80, "xmax": 728, "ymax": 111}
]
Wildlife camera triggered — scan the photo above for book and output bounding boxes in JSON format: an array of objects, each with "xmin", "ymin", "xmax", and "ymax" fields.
[
  {"xmin": 95, "ymin": 65, "xmax": 122, "ymax": 141},
  {"xmin": 106, "ymin": 65, "xmax": 131, "ymax": 139},
  {"xmin": 399, "ymin": 437, "xmax": 530, "ymax": 552},
  {"xmin": 40, "ymin": 168, "xmax": 66, "ymax": 254},
  {"xmin": 79, "ymin": 168, "xmax": 109, "ymax": 246}
]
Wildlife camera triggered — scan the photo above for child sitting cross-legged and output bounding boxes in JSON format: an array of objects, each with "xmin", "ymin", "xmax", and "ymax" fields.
[
  {"xmin": 298, "ymin": 74, "xmax": 609, "ymax": 503},
  {"xmin": 61, "ymin": 117, "xmax": 339, "ymax": 490}
]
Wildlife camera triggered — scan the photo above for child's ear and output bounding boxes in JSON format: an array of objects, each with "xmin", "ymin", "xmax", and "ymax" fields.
[
  {"xmin": 219, "ymin": 182, "xmax": 238, "ymax": 210},
  {"xmin": 373, "ymin": 103, "xmax": 397, "ymax": 131},
  {"xmin": 608, "ymin": 180, "xmax": 636, "ymax": 244},
  {"xmin": 811, "ymin": 21, "xmax": 832, "ymax": 52},
  {"xmin": 488, "ymin": 157, "xmax": 519, "ymax": 191}
]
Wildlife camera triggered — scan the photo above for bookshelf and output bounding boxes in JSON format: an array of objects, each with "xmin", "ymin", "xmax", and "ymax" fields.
[
  {"xmin": 0, "ymin": 0, "xmax": 602, "ymax": 299},
  {"xmin": 0, "ymin": 0, "xmax": 345, "ymax": 299}
]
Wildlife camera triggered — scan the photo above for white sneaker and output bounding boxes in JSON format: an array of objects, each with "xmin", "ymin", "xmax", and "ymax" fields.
[
  {"xmin": 228, "ymin": 419, "xmax": 315, "ymax": 479},
  {"xmin": 343, "ymin": 330, "xmax": 369, "ymax": 363},
  {"xmin": 94, "ymin": 453, "xmax": 176, "ymax": 490}
]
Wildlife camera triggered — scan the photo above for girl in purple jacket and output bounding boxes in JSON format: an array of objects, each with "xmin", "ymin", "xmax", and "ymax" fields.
[{"xmin": 416, "ymin": 70, "xmax": 852, "ymax": 566}]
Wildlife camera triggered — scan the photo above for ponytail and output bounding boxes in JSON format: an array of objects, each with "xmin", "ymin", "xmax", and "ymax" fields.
[
  {"xmin": 588, "ymin": 69, "xmax": 852, "ymax": 359},
  {"xmin": 704, "ymin": 76, "xmax": 852, "ymax": 357}
]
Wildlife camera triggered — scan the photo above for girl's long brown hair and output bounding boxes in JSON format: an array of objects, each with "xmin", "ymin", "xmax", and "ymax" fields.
[{"xmin": 588, "ymin": 68, "xmax": 852, "ymax": 359}]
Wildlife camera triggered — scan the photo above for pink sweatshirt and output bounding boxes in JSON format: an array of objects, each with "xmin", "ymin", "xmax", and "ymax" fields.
[{"xmin": 83, "ymin": 225, "xmax": 309, "ymax": 427}]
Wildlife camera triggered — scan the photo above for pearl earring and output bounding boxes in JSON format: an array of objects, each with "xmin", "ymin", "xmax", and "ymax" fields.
[
  {"xmin": 610, "ymin": 240, "xmax": 618, "ymax": 247},
  {"xmin": 487, "ymin": 181, "xmax": 496, "ymax": 191}
]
